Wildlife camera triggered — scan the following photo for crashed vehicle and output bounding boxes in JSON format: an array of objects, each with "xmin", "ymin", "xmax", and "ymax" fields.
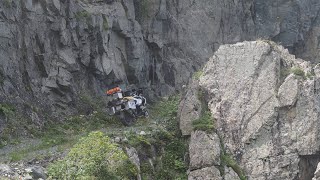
[{"xmin": 106, "ymin": 86, "xmax": 148, "ymax": 126}]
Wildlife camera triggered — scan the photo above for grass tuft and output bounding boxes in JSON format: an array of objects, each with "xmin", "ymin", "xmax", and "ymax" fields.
[
  {"xmin": 193, "ymin": 70, "xmax": 203, "ymax": 80},
  {"xmin": 192, "ymin": 111, "xmax": 214, "ymax": 132},
  {"xmin": 291, "ymin": 67, "xmax": 305, "ymax": 77}
]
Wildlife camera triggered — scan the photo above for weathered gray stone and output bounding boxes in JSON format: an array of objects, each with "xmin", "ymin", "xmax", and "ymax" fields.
[
  {"xmin": 224, "ymin": 167, "xmax": 240, "ymax": 180},
  {"xmin": 0, "ymin": 164, "xmax": 12, "ymax": 174},
  {"xmin": 178, "ymin": 79, "xmax": 202, "ymax": 136},
  {"xmin": 189, "ymin": 131, "xmax": 220, "ymax": 170},
  {"xmin": 278, "ymin": 74, "xmax": 298, "ymax": 107},
  {"xmin": 126, "ymin": 147, "xmax": 141, "ymax": 180},
  {"xmin": 198, "ymin": 41, "xmax": 320, "ymax": 179},
  {"xmin": 313, "ymin": 163, "xmax": 320, "ymax": 180},
  {"xmin": 28, "ymin": 166, "xmax": 46, "ymax": 179},
  {"xmin": 188, "ymin": 166, "xmax": 222, "ymax": 180}
]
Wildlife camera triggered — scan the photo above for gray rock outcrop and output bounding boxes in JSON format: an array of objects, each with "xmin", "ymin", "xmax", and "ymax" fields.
[
  {"xmin": 189, "ymin": 131, "xmax": 220, "ymax": 170},
  {"xmin": 188, "ymin": 166, "xmax": 222, "ymax": 180},
  {"xmin": 194, "ymin": 41, "xmax": 320, "ymax": 179},
  {"xmin": 178, "ymin": 79, "xmax": 202, "ymax": 136}
]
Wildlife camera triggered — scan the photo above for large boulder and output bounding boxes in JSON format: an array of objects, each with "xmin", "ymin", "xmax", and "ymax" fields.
[{"xmin": 198, "ymin": 41, "xmax": 320, "ymax": 179}]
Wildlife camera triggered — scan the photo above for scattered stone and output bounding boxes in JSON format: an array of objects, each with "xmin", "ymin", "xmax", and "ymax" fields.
[
  {"xmin": 114, "ymin": 137, "xmax": 121, "ymax": 143},
  {"xmin": 29, "ymin": 166, "xmax": 47, "ymax": 179},
  {"xmin": 24, "ymin": 174, "xmax": 33, "ymax": 180}
]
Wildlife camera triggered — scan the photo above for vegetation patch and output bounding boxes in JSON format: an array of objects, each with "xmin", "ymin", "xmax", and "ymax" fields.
[
  {"xmin": 221, "ymin": 153, "xmax": 247, "ymax": 180},
  {"xmin": 135, "ymin": 0, "xmax": 150, "ymax": 20},
  {"xmin": 192, "ymin": 111, "xmax": 214, "ymax": 132},
  {"xmin": 291, "ymin": 67, "xmax": 305, "ymax": 77},
  {"xmin": 126, "ymin": 95, "xmax": 189, "ymax": 180},
  {"xmin": 281, "ymin": 66, "xmax": 310, "ymax": 80},
  {"xmin": 103, "ymin": 16, "xmax": 109, "ymax": 31},
  {"xmin": 154, "ymin": 138, "xmax": 188, "ymax": 180},
  {"xmin": 75, "ymin": 10, "xmax": 90, "ymax": 22},
  {"xmin": 192, "ymin": 89, "xmax": 214, "ymax": 132},
  {"xmin": 47, "ymin": 131, "xmax": 137, "ymax": 179},
  {"xmin": 3, "ymin": 0, "xmax": 12, "ymax": 8},
  {"xmin": 0, "ymin": 103, "xmax": 15, "ymax": 117},
  {"xmin": 1, "ymin": 101, "xmax": 121, "ymax": 162},
  {"xmin": 151, "ymin": 95, "xmax": 180, "ymax": 121},
  {"xmin": 193, "ymin": 70, "xmax": 203, "ymax": 80}
]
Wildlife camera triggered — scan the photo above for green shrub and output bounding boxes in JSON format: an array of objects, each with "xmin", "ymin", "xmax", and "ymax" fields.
[
  {"xmin": 0, "ymin": 103, "xmax": 15, "ymax": 117},
  {"xmin": 192, "ymin": 111, "xmax": 214, "ymax": 132},
  {"xmin": 154, "ymin": 138, "xmax": 188, "ymax": 180},
  {"xmin": 291, "ymin": 67, "xmax": 305, "ymax": 77},
  {"xmin": 47, "ymin": 131, "xmax": 137, "ymax": 179},
  {"xmin": 151, "ymin": 95, "xmax": 180, "ymax": 120}
]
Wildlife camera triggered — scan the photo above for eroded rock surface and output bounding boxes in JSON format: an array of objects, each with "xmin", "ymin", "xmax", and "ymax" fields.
[
  {"xmin": 196, "ymin": 41, "xmax": 320, "ymax": 179},
  {"xmin": 188, "ymin": 166, "xmax": 222, "ymax": 180},
  {"xmin": 189, "ymin": 131, "xmax": 220, "ymax": 170},
  {"xmin": 178, "ymin": 79, "xmax": 202, "ymax": 136}
]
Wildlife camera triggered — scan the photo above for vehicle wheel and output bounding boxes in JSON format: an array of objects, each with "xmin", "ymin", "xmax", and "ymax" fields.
[
  {"xmin": 107, "ymin": 107, "xmax": 115, "ymax": 116},
  {"xmin": 119, "ymin": 111, "xmax": 135, "ymax": 126}
]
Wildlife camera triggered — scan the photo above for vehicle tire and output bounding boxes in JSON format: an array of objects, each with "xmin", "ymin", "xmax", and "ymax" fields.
[
  {"xmin": 107, "ymin": 107, "xmax": 115, "ymax": 116},
  {"xmin": 119, "ymin": 111, "xmax": 135, "ymax": 126}
]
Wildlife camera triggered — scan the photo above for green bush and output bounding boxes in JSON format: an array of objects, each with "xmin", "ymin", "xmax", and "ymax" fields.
[
  {"xmin": 291, "ymin": 67, "xmax": 305, "ymax": 77},
  {"xmin": 151, "ymin": 95, "xmax": 180, "ymax": 120},
  {"xmin": 47, "ymin": 131, "xmax": 137, "ymax": 179},
  {"xmin": 0, "ymin": 103, "xmax": 15, "ymax": 117},
  {"xmin": 192, "ymin": 111, "xmax": 214, "ymax": 132},
  {"xmin": 154, "ymin": 138, "xmax": 188, "ymax": 180}
]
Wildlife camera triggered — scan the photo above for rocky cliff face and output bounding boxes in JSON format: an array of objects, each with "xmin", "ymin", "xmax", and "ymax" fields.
[
  {"xmin": 1, "ymin": 0, "xmax": 320, "ymax": 134},
  {"xmin": 182, "ymin": 41, "xmax": 320, "ymax": 179}
]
